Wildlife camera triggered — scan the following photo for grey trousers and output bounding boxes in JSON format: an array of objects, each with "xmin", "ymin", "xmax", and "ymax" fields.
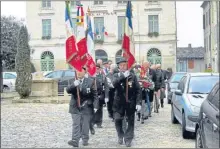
[{"xmin": 71, "ymin": 113, "xmax": 90, "ymax": 142}]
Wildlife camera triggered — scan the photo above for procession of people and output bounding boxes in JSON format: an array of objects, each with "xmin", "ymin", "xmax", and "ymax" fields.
[{"xmin": 66, "ymin": 57, "xmax": 171, "ymax": 148}]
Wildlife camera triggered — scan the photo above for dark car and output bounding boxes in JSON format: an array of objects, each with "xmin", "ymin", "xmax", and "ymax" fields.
[
  {"xmin": 167, "ymin": 72, "xmax": 186, "ymax": 104},
  {"xmin": 44, "ymin": 70, "xmax": 75, "ymax": 95},
  {"xmin": 188, "ymin": 82, "xmax": 219, "ymax": 148}
]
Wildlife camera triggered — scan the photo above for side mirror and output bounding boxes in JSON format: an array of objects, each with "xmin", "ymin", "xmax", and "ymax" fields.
[
  {"xmin": 175, "ymin": 89, "xmax": 183, "ymax": 96},
  {"xmin": 188, "ymin": 115, "xmax": 199, "ymax": 122}
]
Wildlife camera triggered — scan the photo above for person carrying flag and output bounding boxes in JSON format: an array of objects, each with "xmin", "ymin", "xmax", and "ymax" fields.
[
  {"xmin": 112, "ymin": 57, "xmax": 141, "ymax": 147},
  {"xmin": 66, "ymin": 67, "xmax": 97, "ymax": 147}
]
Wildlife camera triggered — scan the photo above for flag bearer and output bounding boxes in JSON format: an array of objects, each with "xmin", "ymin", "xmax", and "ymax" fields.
[
  {"xmin": 112, "ymin": 57, "xmax": 141, "ymax": 147},
  {"xmin": 67, "ymin": 67, "xmax": 97, "ymax": 147}
]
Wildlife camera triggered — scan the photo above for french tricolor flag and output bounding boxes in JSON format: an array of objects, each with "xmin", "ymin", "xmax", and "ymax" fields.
[
  {"xmin": 65, "ymin": 1, "xmax": 82, "ymax": 72},
  {"xmin": 122, "ymin": 1, "xmax": 135, "ymax": 69}
]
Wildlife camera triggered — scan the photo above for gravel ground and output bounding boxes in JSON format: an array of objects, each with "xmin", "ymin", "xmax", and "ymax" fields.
[{"xmin": 1, "ymin": 99, "xmax": 195, "ymax": 148}]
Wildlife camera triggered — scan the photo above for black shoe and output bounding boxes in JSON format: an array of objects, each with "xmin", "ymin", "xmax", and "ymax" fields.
[
  {"xmin": 144, "ymin": 116, "xmax": 148, "ymax": 120},
  {"xmin": 161, "ymin": 104, "xmax": 164, "ymax": 108},
  {"xmin": 137, "ymin": 117, "xmax": 140, "ymax": 121},
  {"xmin": 118, "ymin": 138, "xmax": 123, "ymax": 145},
  {"xmin": 68, "ymin": 140, "xmax": 79, "ymax": 147},
  {"xmin": 90, "ymin": 128, "xmax": 95, "ymax": 135},
  {"xmin": 125, "ymin": 141, "xmax": 132, "ymax": 147},
  {"xmin": 149, "ymin": 114, "xmax": 152, "ymax": 117},
  {"xmin": 141, "ymin": 119, "xmax": 144, "ymax": 124},
  {"xmin": 82, "ymin": 141, "xmax": 89, "ymax": 146}
]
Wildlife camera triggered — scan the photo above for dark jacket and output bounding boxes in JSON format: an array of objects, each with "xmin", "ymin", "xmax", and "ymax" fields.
[
  {"xmin": 66, "ymin": 77, "xmax": 97, "ymax": 114},
  {"xmin": 112, "ymin": 71, "xmax": 141, "ymax": 115},
  {"xmin": 155, "ymin": 69, "xmax": 165, "ymax": 89}
]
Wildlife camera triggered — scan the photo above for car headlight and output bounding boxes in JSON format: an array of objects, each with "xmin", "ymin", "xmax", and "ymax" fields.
[{"xmin": 190, "ymin": 105, "xmax": 200, "ymax": 114}]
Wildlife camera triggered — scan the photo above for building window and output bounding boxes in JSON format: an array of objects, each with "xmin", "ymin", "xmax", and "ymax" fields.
[
  {"xmin": 118, "ymin": 16, "xmax": 125, "ymax": 40},
  {"xmin": 42, "ymin": 19, "xmax": 51, "ymax": 39},
  {"xmin": 188, "ymin": 60, "xmax": 194, "ymax": 69},
  {"xmin": 118, "ymin": 1, "xmax": 127, "ymax": 4},
  {"xmin": 42, "ymin": 0, "xmax": 51, "ymax": 8},
  {"xmin": 71, "ymin": 18, "xmax": 77, "ymax": 35},
  {"xmin": 41, "ymin": 51, "xmax": 54, "ymax": 71},
  {"xmin": 148, "ymin": 15, "xmax": 159, "ymax": 33},
  {"xmin": 94, "ymin": 1, "xmax": 103, "ymax": 5},
  {"xmin": 70, "ymin": 0, "xmax": 81, "ymax": 8},
  {"xmin": 95, "ymin": 49, "xmax": 108, "ymax": 62},
  {"xmin": 148, "ymin": 1, "xmax": 159, "ymax": 5},
  {"xmin": 94, "ymin": 17, "xmax": 104, "ymax": 40},
  {"xmin": 115, "ymin": 50, "xmax": 122, "ymax": 63}
]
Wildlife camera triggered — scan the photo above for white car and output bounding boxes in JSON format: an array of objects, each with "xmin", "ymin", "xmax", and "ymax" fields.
[{"xmin": 2, "ymin": 72, "xmax": 17, "ymax": 92}]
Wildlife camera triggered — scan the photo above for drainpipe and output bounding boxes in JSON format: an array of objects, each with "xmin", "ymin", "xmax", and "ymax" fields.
[
  {"xmin": 174, "ymin": 1, "xmax": 178, "ymax": 72},
  {"xmin": 217, "ymin": 1, "xmax": 220, "ymax": 72}
]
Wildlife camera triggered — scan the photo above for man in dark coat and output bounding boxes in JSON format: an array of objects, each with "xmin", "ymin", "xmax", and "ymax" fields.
[
  {"xmin": 92, "ymin": 63, "xmax": 109, "ymax": 128},
  {"xmin": 155, "ymin": 64, "xmax": 165, "ymax": 110},
  {"xmin": 112, "ymin": 57, "xmax": 141, "ymax": 147},
  {"xmin": 66, "ymin": 67, "xmax": 97, "ymax": 147}
]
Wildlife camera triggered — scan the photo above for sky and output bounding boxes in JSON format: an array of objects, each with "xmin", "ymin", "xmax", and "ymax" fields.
[{"xmin": 1, "ymin": 1, "xmax": 204, "ymax": 47}]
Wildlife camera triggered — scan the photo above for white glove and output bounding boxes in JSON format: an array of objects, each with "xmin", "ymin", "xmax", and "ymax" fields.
[
  {"xmin": 123, "ymin": 70, "xmax": 130, "ymax": 78},
  {"xmin": 136, "ymin": 105, "xmax": 141, "ymax": 112},
  {"xmin": 107, "ymin": 77, "xmax": 111, "ymax": 83},
  {"xmin": 105, "ymin": 98, "xmax": 109, "ymax": 103},
  {"xmin": 74, "ymin": 80, "xmax": 80, "ymax": 86},
  {"xmin": 94, "ymin": 108, "xmax": 98, "ymax": 113}
]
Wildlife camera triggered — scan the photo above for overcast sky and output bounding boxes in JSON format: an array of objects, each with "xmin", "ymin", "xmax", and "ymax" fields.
[{"xmin": 1, "ymin": 1, "xmax": 204, "ymax": 47}]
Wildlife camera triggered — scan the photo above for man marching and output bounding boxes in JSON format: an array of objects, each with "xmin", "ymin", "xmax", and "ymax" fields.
[
  {"xmin": 66, "ymin": 67, "xmax": 97, "ymax": 147},
  {"xmin": 112, "ymin": 57, "xmax": 141, "ymax": 147},
  {"xmin": 92, "ymin": 63, "xmax": 109, "ymax": 128}
]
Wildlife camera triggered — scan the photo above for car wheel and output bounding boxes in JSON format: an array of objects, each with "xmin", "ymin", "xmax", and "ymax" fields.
[
  {"xmin": 182, "ymin": 112, "xmax": 191, "ymax": 139},
  {"xmin": 171, "ymin": 104, "xmax": 178, "ymax": 124},
  {"xmin": 196, "ymin": 128, "xmax": 203, "ymax": 148}
]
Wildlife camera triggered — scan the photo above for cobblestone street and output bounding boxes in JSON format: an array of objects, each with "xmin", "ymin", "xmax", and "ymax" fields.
[{"xmin": 1, "ymin": 99, "xmax": 194, "ymax": 148}]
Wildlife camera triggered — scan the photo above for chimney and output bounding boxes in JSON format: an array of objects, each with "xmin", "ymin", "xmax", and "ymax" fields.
[{"xmin": 188, "ymin": 44, "xmax": 192, "ymax": 48}]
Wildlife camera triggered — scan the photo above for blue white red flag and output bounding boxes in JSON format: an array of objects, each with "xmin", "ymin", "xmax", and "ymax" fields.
[
  {"xmin": 65, "ymin": 1, "xmax": 82, "ymax": 72},
  {"xmin": 122, "ymin": 1, "xmax": 135, "ymax": 69}
]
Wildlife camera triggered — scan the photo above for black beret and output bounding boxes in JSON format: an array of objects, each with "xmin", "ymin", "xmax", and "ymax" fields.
[{"xmin": 116, "ymin": 57, "xmax": 127, "ymax": 64}]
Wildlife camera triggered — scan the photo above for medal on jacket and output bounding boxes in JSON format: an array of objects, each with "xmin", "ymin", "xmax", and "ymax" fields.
[
  {"xmin": 128, "ymin": 81, "xmax": 132, "ymax": 88},
  {"xmin": 86, "ymin": 88, "xmax": 91, "ymax": 93}
]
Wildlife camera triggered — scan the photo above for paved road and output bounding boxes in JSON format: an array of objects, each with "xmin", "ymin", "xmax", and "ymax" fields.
[{"xmin": 1, "ymin": 100, "xmax": 195, "ymax": 148}]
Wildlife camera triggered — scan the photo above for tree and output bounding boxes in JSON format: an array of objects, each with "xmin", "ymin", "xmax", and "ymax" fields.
[
  {"xmin": 1, "ymin": 16, "xmax": 23, "ymax": 71},
  {"xmin": 15, "ymin": 26, "xmax": 32, "ymax": 99}
]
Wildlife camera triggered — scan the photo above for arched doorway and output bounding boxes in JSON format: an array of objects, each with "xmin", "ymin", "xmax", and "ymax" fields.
[
  {"xmin": 147, "ymin": 48, "xmax": 162, "ymax": 65},
  {"xmin": 95, "ymin": 49, "xmax": 108, "ymax": 62},
  {"xmin": 41, "ymin": 51, "xmax": 54, "ymax": 71},
  {"xmin": 115, "ymin": 49, "xmax": 122, "ymax": 63}
]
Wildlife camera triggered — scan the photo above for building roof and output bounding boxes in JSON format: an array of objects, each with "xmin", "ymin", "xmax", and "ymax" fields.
[
  {"xmin": 177, "ymin": 44, "xmax": 205, "ymax": 59},
  {"xmin": 201, "ymin": 1, "xmax": 209, "ymax": 8}
]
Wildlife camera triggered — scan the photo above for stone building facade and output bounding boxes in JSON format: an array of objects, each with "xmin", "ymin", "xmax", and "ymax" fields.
[{"xmin": 26, "ymin": 1, "xmax": 177, "ymax": 72}]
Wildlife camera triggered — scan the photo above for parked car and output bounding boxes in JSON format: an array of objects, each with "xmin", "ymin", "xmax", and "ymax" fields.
[
  {"xmin": 188, "ymin": 82, "xmax": 219, "ymax": 148},
  {"xmin": 44, "ymin": 70, "xmax": 75, "ymax": 95},
  {"xmin": 2, "ymin": 72, "xmax": 17, "ymax": 92},
  {"xmin": 167, "ymin": 72, "xmax": 187, "ymax": 104},
  {"xmin": 171, "ymin": 73, "xmax": 219, "ymax": 139}
]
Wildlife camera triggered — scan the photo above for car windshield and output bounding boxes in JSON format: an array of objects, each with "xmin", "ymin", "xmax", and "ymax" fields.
[
  {"xmin": 170, "ymin": 73, "xmax": 186, "ymax": 83},
  {"xmin": 188, "ymin": 76, "xmax": 219, "ymax": 94}
]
